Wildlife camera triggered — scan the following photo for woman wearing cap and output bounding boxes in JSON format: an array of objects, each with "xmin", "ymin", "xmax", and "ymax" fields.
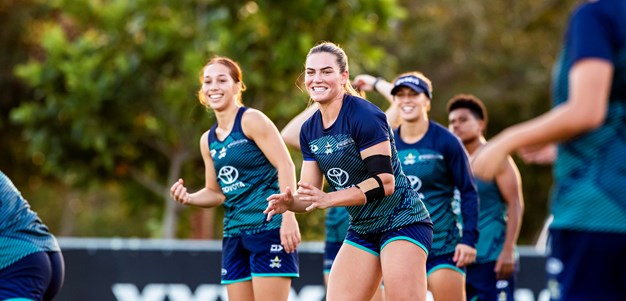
[
  {"xmin": 265, "ymin": 42, "xmax": 433, "ymax": 301},
  {"xmin": 354, "ymin": 72, "xmax": 479, "ymax": 301}
]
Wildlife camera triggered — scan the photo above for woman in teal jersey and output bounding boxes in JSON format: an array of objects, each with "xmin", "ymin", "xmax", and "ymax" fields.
[
  {"xmin": 0, "ymin": 170, "xmax": 64, "ymax": 301},
  {"xmin": 447, "ymin": 94, "xmax": 524, "ymax": 301},
  {"xmin": 471, "ymin": 1, "xmax": 626, "ymax": 299},
  {"xmin": 265, "ymin": 42, "xmax": 433, "ymax": 301},
  {"xmin": 354, "ymin": 72, "xmax": 479, "ymax": 301},
  {"xmin": 170, "ymin": 56, "xmax": 301, "ymax": 301}
]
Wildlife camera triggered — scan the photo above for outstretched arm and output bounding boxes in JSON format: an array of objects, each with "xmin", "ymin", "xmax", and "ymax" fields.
[
  {"xmin": 472, "ymin": 59, "xmax": 613, "ymax": 179},
  {"xmin": 353, "ymin": 74, "xmax": 399, "ymax": 128},
  {"xmin": 281, "ymin": 103, "xmax": 319, "ymax": 149}
]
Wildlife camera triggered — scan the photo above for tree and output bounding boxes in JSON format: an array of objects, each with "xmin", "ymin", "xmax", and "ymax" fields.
[{"xmin": 11, "ymin": 0, "xmax": 404, "ymax": 238}]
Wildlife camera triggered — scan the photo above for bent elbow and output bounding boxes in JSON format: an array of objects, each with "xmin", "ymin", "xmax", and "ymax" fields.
[{"xmin": 381, "ymin": 173, "xmax": 395, "ymax": 196}]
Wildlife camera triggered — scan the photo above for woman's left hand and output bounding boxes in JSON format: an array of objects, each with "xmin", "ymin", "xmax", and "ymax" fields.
[
  {"xmin": 297, "ymin": 182, "xmax": 333, "ymax": 211},
  {"xmin": 280, "ymin": 213, "xmax": 301, "ymax": 253}
]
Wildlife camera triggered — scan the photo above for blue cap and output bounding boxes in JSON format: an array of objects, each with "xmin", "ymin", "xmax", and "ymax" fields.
[{"xmin": 390, "ymin": 75, "xmax": 432, "ymax": 99}]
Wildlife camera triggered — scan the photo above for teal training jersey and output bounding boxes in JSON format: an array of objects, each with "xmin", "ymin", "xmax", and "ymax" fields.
[
  {"xmin": 550, "ymin": 0, "xmax": 626, "ymax": 233},
  {"xmin": 300, "ymin": 94, "xmax": 431, "ymax": 235},
  {"xmin": 0, "ymin": 170, "xmax": 59, "ymax": 270},
  {"xmin": 394, "ymin": 121, "xmax": 478, "ymax": 256},
  {"xmin": 325, "ymin": 207, "xmax": 349, "ymax": 243},
  {"xmin": 474, "ymin": 179, "xmax": 508, "ymax": 263},
  {"xmin": 208, "ymin": 107, "xmax": 282, "ymax": 237}
]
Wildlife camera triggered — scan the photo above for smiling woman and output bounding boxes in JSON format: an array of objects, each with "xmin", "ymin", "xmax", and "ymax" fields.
[
  {"xmin": 353, "ymin": 71, "xmax": 479, "ymax": 301},
  {"xmin": 170, "ymin": 56, "xmax": 302, "ymax": 301},
  {"xmin": 264, "ymin": 42, "xmax": 433, "ymax": 301}
]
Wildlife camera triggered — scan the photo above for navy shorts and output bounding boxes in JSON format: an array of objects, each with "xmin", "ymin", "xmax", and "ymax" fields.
[
  {"xmin": 344, "ymin": 221, "xmax": 432, "ymax": 256},
  {"xmin": 323, "ymin": 241, "xmax": 342, "ymax": 274},
  {"xmin": 466, "ymin": 261, "xmax": 516, "ymax": 301},
  {"xmin": 0, "ymin": 251, "xmax": 64, "ymax": 301},
  {"xmin": 546, "ymin": 229, "xmax": 626, "ymax": 301},
  {"xmin": 426, "ymin": 252, "xmax": 466, "ymax": 276},
  {"xmin": 221, "ymin": 228, "xmax": 299, "ymax": 284}
]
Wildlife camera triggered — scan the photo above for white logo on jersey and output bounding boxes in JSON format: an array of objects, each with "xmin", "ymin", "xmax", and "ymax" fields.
[
  {"xmin": 218, "ymin": 147, "xmax": 227, "ymax": 159},
  {"xmin": 407, "ymin": 175, "xmax": 422, "ymax": 191},
  {"xmin": 270, "ymin": 244, "xmax": 284, "ymax": 253},
  {"xmin": 221, "ymin": 268, "xmax": 227, "ymax": 276},
  {"xmin": 403, "ymin": 153, "xmax": 416, "ymax": 165},
  {"xmin": 269, "ymin": 256, "xmax": 282, "ymax": 268},
  {"xmin": 218, "ymin": 166, "xmax": 239, "ymax": 185},
  {"xmin": 325, "ymin": 142, "xmax": 333, "ymax": 154},
  {"xmin": 210, "ymin": 149, "xmax": 217, "ymax": 158},
  {"xmin": 310, "ymin": 145, "xmax": 319, "ymax": 152},
  {"xmin": 327, "ymin": 168, "xmax": 349, "ymax": 187}
]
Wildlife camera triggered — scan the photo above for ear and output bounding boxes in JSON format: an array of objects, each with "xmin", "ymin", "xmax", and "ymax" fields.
[
  {"xmin": 340, "ymin": 70, "xmax": 349, "ymax": 85},
  {"xmin": 478, "ymin": 119, "xmax": 486, "ymax": 132}
]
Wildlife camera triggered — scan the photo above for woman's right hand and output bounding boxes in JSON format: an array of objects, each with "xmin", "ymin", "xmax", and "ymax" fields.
[
  {"xmin": 352, "ymin": 74, "xmax": 377, "ymax": 92},
  {"xmin": 264, "ymin": 186, "xmax": 295, "ymax": 221},
  {"xmin": 170, "ymin": 178, "xmax": 192, "ymax": 205}
]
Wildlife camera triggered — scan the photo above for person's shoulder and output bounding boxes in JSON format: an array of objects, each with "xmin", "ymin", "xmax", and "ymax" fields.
[
  {"xmin": 430, "ymin": 121, "xmax": 457, "ymax": 140},
  {"xmin": 345, "ymin": 94, "xmax": 382, "ymax": 114},
  {"xmin": 301, "ymin": 108, "xmax": 321, "ymax": 132}
]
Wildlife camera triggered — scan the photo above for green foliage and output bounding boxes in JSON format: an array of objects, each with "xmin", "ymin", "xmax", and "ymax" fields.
[{"xmin": 10, "ymin": 0, "xmax": 404, "ymax": 238}]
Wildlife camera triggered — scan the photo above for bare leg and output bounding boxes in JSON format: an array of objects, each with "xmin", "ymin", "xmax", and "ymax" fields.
[
  {"xmin": 252, "ymin": 277, "xmax": 292, "ymax": 301},
  {"xmin": 380, "ymin": 240, "xmax": 428, "ymax": 301},
  {"xmin": 428, "ymin": 268, "xmax": 466, "ymax": 301},
  {"xmin": 226, "ymin": 281, "xmax": 254, "ymax": 301},
  {"xmin": 326, "ymin": 243, "xmax": 382, "ymax": 301}
]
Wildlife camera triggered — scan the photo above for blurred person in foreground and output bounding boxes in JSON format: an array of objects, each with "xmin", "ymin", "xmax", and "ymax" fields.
[
  {"xmin": 0, "ymin": 170, "xmax": 64, "ymax": 301},
  {"xmin": 471, "ymin": 1, "xmax": 626, "ymax": 299}
]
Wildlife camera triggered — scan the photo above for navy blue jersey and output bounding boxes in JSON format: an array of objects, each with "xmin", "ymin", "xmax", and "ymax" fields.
[
  {"xmin": 394, "ymin": 121, "xmax": 478, "ymax": 255},
  {"xmin": 0, "ymin": 171, "xmax": 59, "ymax": 270},
  {"xmin": 474, "ymin": 179, "xmax": 508, "ymax": 263},
  {"xmin": 300, "ymin": 94, "xmax": 431, "ymax": 234},
  {"xmin": 551, "ymin": 0, "xmax": 626, "ymax": 233},
  {"xmin": 209, "ymin": 107, "xmax": 282, "ymax": 237}
]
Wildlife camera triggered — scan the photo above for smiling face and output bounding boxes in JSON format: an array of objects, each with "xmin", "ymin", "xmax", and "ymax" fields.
[
  {"xmin": 200, "ymin": 63, "xmax": 241, "ymax": 112},
  {"xmin": 448, "ymin": 107, "xmax": 484, "ymax": 144},
  {"xmin": 393, "ymin": 86, "xmax": 431, "ymax": 123},
  {"xmin": 304, "ymin": 52, "xmax": 348, "ymax": 104}
]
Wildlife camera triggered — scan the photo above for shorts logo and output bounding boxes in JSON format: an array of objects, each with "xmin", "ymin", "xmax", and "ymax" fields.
[
  {"xmin": 546, "ymin": 257, "xmax": 563, "ymax": 275},
  {"xmin": 326, "ymin": 168, "xmax": 349, "ymax": 187},
  {"xmin": 218, "ymin": 166, "xmax": 239, "ymax": 185},
  {"xmin": 269, "ymin": 256, "xmax": 282, "ymax": 268},
  {"xmin": 270, "ymin": 244, "xmax": 284, "ymax": 253},
  {"xmin": 221, "ymin": 268, "xmax": 227, "ymax": 276},
  {"xmin": 495, "ymin": 280, "xmax": 509, "ymax": 289}
]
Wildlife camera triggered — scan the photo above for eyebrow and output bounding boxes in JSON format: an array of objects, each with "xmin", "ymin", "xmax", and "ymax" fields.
[
  {"xmin": 204, "ymin": 74, "xmax": 229, "ymax": 79},
  {"xmin": 306, "ymin": 66, "xmax": 334, "ymax": 71}
]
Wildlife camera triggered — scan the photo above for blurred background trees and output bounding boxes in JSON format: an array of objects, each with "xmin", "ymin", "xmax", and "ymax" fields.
[{"xmin": 1, "ymin": 0, "xmax": 578, "ymax": 243}]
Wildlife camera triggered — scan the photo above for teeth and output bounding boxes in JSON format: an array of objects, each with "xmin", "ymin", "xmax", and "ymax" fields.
[
  {"xmin": 312, "ymin": 87, "xmax": 326, "ymax": 92},
  {"xmin": 401, "ymin": 106, "xmax": 414, "ymax": 113},
  {"xmin": 209, "ymin": 94, "xmax": 223, "ymax": 99}
]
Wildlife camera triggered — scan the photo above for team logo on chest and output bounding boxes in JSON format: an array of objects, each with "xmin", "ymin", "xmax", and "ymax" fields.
[
  {"xmin": 218, "ymin": 166, "xmax": 239, "ymax": 184},
  {"xmin": 326, "ymin": 168, "xmax": 349, "ymax": 187},
  {"xmin": 218, "ymin": 147, "xmax": 227, "ymax": 159},
  {"xmin": 403, "ymin": 153, "xmax": 416, "ymax": 165}
]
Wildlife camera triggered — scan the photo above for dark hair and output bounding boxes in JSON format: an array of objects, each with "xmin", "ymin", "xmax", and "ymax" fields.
[
  {"xmin": 198, "ymin": 56, "xmax": 247, "ymax": 107},
  {"xmin": 306, "ymin": 42, "xmax": 359, "ymax": 96},
  {"xmin": 446, "ymin": 94, "xmax": 488, "ymax": 127}
]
